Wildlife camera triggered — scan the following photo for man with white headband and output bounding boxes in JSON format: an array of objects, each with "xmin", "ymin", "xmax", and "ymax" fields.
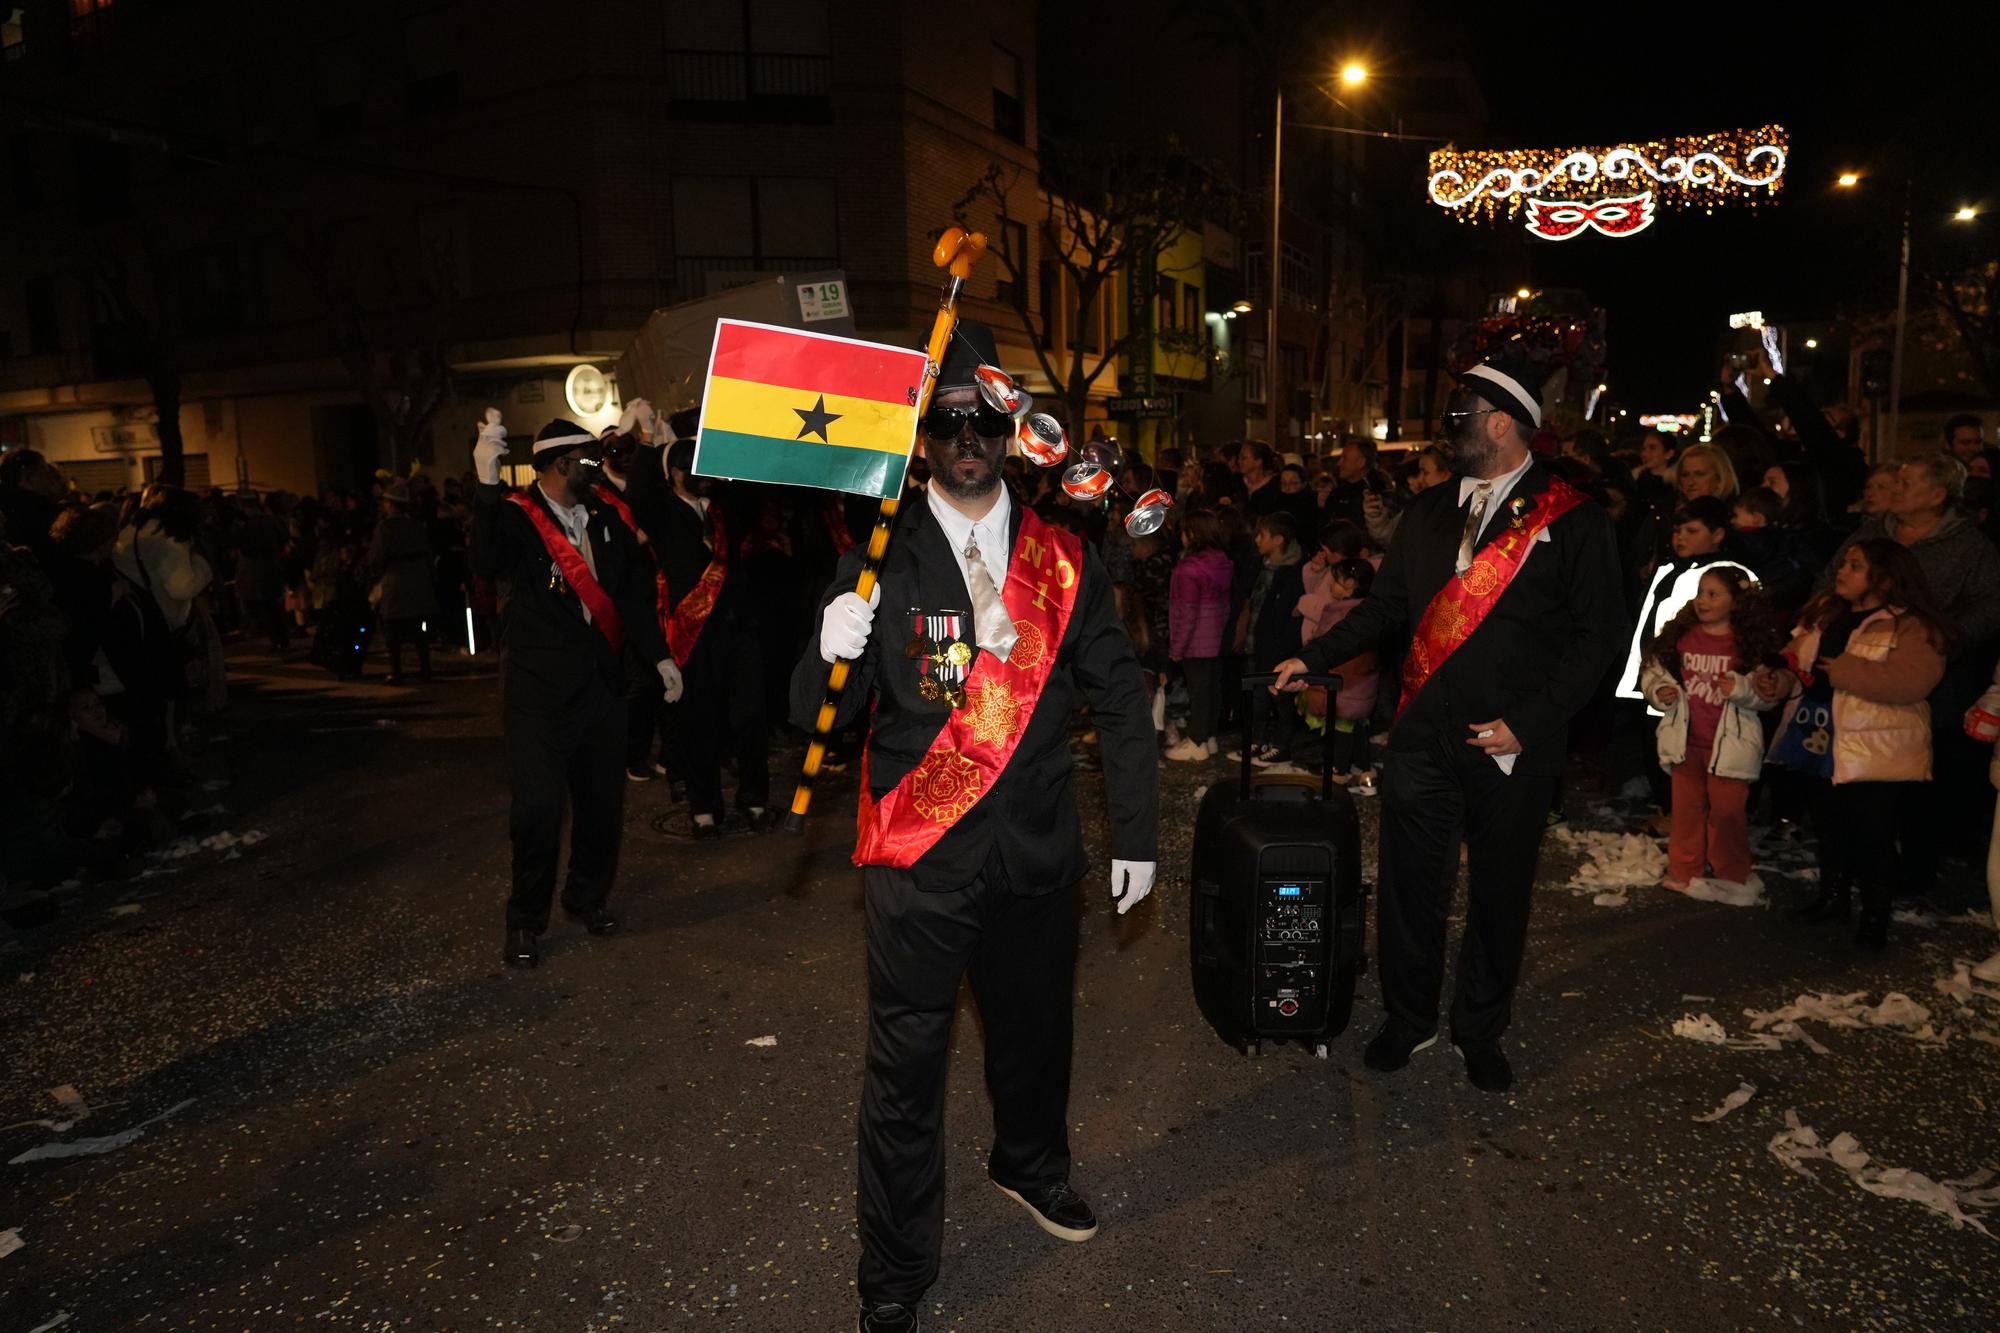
[
  {"xmin": 1272, "ymin": 347, "xmax": 1627, "ymax": 1093},
  {"xmin": 471, "ymin": 413, "xmax": 684, "ymax": 969}
]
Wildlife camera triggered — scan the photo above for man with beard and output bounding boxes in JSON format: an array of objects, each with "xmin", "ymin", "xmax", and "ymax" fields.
[
  {"xmin": 1272, "ymin": 351, "xmax": 1626, "ymax": 1093},
  {"xmin": 790, "ymin": 321, "xmax": 1159, "ymax": 1333}
]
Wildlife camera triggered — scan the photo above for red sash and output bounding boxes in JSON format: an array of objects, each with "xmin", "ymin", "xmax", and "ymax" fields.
[
  {"xmin": 666, "ymin": 507, "xmax": 729, "ymax": 664},
  {"xmin": 507, "ymin": 490, "xmax": 626, "ymax": 654},
  {"xmin": 595, "ymin": 484, "xmax": 676, "ymax": 650},
  {"xmin": 1400, "ymin": 476, "xmax": 1587, "ymax": 715},
  {"xmin": 853, "ymin": 508, "xmax": 1082, "ymax": 868}
]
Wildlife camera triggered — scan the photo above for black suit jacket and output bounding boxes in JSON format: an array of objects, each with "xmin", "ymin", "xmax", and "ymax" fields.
[
  {"xmin": 790, "ymin": 497, "xmax": 1159, "ymax": 892},
  {"xmin": 1298, "ymin": 460, "xmax": 1628, "ymax": 778},
  {"xmin": 471, "ymin": 481, "xmax": 668, "ymax": 712}
]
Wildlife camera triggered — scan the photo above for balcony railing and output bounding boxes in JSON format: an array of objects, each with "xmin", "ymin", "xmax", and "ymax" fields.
[
  {"xmin": 666, "ymin": 50, "xmax": 833, "ymax": 122},
  {"xmin": 672, "ymin": 255, "xmax": 840, "ymax": 300}
]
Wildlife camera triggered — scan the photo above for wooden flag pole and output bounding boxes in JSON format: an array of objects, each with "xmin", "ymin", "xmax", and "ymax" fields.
[{"xmin": 783, "ymin": 226, "xmax": 987, "ymax": 835}]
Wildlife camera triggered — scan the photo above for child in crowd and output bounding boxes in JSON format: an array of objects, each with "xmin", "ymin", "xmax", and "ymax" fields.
[
  {"xmin": 1767, "ymin": 538, "xmax": 1950, "ymax": 951},
  {"xmin": 1641, "ymin": 567, "xmax": 1783, "ymax": 898},
  {"xmin": 1297, "ymin": 557, "xmax": 1381, "ymax": 794},
  {"xmin": 1967, "ymin": 665, "xmax": 2000, "ymax": 982},
  {"xmin": 1164, "ymin": 510, "xmax": 1234, "ymax": 762},
  {"xmin": 1235, "ymin": 512, "xmax": 1305, "ymax": 767},
  {"xmin": 1729, "ymin": 486, "xmax": 1815, "ymax": 614}
]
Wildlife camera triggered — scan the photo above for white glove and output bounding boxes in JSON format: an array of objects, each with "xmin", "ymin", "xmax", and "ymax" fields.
[
  {"xmin": 1760, "ymin": 325, "xmax": 1785, "ymax": 377},
  {"xmin": 473, "ymin": 408, "xmax": 510, "ymax": 485},
  {"xmin": 656, "ymin": 658, "xmax": 684, "ymax": 704},
  {"xmin": 1111, "ymin": 859, "xmax": 1156, "ymax": 915},
  {"xmin": 618, "ymin": 397, "xmax": 657, "ymax": 442},
  {"xmin": 819, "ymin": 583, "xmax": 881, "ymax": 664}
]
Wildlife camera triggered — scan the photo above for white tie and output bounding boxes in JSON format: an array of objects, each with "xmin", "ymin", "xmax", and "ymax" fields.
[
  {"xmin": 1456, "ymin": 482, "xmax": 1493, "ymax": 575},
  {"xmin": 963, "ymin": 530, "xmax": 1018, "ymax": 663}
]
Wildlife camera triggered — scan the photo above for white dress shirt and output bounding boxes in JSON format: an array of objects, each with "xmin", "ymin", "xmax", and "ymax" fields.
[
  {"xmin": 536, "ymin": 479, "xmax": 597, "ymax": 622},
  {"xmin": 926, "ymin": 482, "xmax": 1013, "ymax": 601},
  {"xmin": 1455, "ymin": 452, "xmax": 1537, "ymax": 776}
]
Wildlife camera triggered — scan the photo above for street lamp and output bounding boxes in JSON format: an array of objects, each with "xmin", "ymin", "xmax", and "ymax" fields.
[
  {"xmin": 1837, "ymin": 172, "xmax": 1860, "ymax": 188},
  {"xmin": 1515, "ymin": 287, "xmax": 1533, "ymax": 300},
  {"xmin": 1805, "ymin": 338, "xmax": 1819, "ymax": 349},
  {"xmin": 1340, "ymin": 62, "xmax": 1368, "ymax": 87},
  {"xmin": 1956, "ymin": 206, "xmax": 1979, "ymax": 221}
]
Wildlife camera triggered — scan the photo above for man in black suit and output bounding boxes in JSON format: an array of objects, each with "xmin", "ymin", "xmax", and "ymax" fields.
[
  {"xmin": 791, "ymin": 322, "xmax": 1158, "ymax": 1333},
  {"xmin": 1273, "ymin": 354, "xmax": 1627, "ymax": 1092},
  {"xmin": 471, "ymin": 414, "xmax": 683, "ymax": 969}
]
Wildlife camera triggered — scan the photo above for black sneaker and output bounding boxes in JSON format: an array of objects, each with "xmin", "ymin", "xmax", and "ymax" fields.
[
  {"xmin": 993, "ymin": 1178, "xmax": 1098, "ymax": 1241},
  {"xmin": 503, "ymin": 928, "xmax": 540, "ymax": 969},
  {"xmin": 1362, "ymin": 1021, "xmax": 1438, "ymax": 1072},
  {"xmin": 1454, "ymin": 1039, "xmax": 1513, "ymax": 1093},
  {"xmin": 563, "ymin": 906, "xmax": 620, "ymax": 936},
  {"xmin": 857, "ymin": 1302, "xmax": 919, "ymax": 1333}
]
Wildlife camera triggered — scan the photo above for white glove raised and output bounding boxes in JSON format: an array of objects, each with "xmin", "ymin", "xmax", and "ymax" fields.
[
  {"xmin": 473, "ymin": 408, "xmax": 510, "ymax": 485},
  {"xmin": 1111, "ymin": 859, "xmax": 1156, "ymax": 915},
  {"xmin": 618, "ymin": 397, "xmax": 657, "ymax": 443},
  {"xmin": 819, "ymin": 583, "xmax": 881, "ymax": 664},
  {"xmin": 657, "ymin": 657, "xmax": 684, "ymax": 704}
]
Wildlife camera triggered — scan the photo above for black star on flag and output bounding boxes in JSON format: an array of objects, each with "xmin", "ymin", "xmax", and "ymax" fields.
[{"xmin": 793, "ymin": 394, "xmax": 842, "ymax": 442}]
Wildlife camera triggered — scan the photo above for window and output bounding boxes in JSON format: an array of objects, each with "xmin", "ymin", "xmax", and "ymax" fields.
[
  {"xmin": 1155, "ymin": 273, "xmax": 1177, "ymax": 333},
  {"xmin": 24, "ymin": 276, "xmax": 58, "ymax": 354},
  {"xmin": 144, "ymin": 452, "xmax": 209, "ymax": 488},
  {"xmin": 1244, "ymin": 339, "xmax": 1266, "ymax": 405},
  {"xmin": 670, "ymin": 175, "xmax": 838, "ymax": 295},
  {"xmin": 8, "ymin": 136, "xmax": 41, "ymax": 210},
  {"xmin": 68, "ymin": 0, "xmax": 114, "ymax": 47},
  {"xmin": 1038, "ymin": 260, "xmax": 1059, "ymax": 349},
  {"xmin": 417, "ymin": 202, "xmax": 472, "ymax": 296},
  {"xmin": 991, "ymin": 44, "xmax": 1023, "ymax": 143},
  {"xmin": 71, "ymin": 136, "xmax": 132, "ymax": 222},
  {"xmin": 1280, "ymin": 242, "xmax": 1314, "ymax": 308},
  {"xmin": 178, "ymin": 244, "xmax": 243, "ymax": 337},
  {"xmin": 1076, "ymin": 284, "xmax": 1099, "ymax": 354},
  {"xmin": 313, "ymin": 36, "xmax": 365, "ymax": 136},
  {"xmin": 996, "ymin": 219, "xmax": 1027, "ymax": 305},
  {"xmin": 1182, "ymin": 282, "xmax": 1201, "ymax": 332},
  {"xmin": 665, "ymin": 0, "xmax": 832, "ymax": 120},
  {"xmin": 403, "ymin": 8, "xmax": 458, "ymax": 119}
]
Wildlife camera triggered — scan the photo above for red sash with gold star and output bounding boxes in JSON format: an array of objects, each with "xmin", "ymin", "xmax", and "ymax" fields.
[
  {"xmin": 507, "ymin": 490, "xmax": 625, "ymax": 654},
  {"xmin": 664, "ymin": 507, "xmax": 729, "ymax": 664},
  {"xmin": 853, "ymin": 508, "xmax": 1082, "ymax": 869},
  {"xmin": 1399, "ymin": 476, "xmax": 1586, "ymax": 716},
  {"xmin": 594, "ymin": 484, "xmax": 676, "ymax": 652}
]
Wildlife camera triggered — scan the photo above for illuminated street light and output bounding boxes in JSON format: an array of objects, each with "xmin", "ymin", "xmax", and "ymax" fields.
[
  {"xmin": 1231, "ymin": 298, "xmax": 1253, "ymax": 314},
  {"xmin": 1956, "ymin": 206, "xmax": 1979, "ymax": 221},
  {"xmin": 1805, "ymin": 338, "xmax": 1819, "ymax": 349},
  {"xmin": 1515, "ymin": 287, "xmax": 1532, "ymax": 300},
  {"xmin": 1340, "ymin": 62, "xmax": 1368, "ymax": 87},
  {"xmin": 1837, "ymin": 173, "xmax": 1860, "ymax": 188}
]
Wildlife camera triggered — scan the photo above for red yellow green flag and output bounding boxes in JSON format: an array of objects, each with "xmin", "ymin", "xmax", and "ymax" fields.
[{"xmin": 692, "ymin": 319, "xmax": 929, "ymax": 500}]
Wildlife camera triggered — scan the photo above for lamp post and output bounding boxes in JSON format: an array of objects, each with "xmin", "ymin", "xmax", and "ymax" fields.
[
  {"xmin": 1267, "ymin": 84, "xmax": 1282, "ymax": 448},
  {"xmin": 1888, "ymin": 180, "xmax": 1911, "ymax": 457}
]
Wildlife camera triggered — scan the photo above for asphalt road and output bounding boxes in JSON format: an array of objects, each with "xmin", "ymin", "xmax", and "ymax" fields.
[{"xmin": 2, "ymin": 651, "xmax": 1996, "ymax": 1332}]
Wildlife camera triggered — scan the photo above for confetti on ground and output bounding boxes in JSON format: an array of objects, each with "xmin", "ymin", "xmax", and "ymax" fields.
[
  {"xmin": 744, "ymin": 1034, "xmax": 778, "ymax": 1048},
  {"xmin": 1672, "ymin": 1013, "xmax": 1787, "ymax": 1051},
  {"xmin": 26, "ymin": 1313, "xmax": 71, "ymax": 1333},
  {"xmin": 1693, "ymin": 1081, "xmax": 1758, "ymax": 1123},
  {"xmin": 1768, "ymin": 1109, "xmax": 2000, "ymax": 1238},
  {"xmin": 1552, "ymin": 828, "xmax": 1666, "ymax": 898},
  {"xmin": 1678, "ymin": 875, "xmax": 1765, "ymax": 908},
  {"xmin": 7, "ymin": 1098, "xmax": 195, "ymax": 1166},
  {"xmin": 0, "ymin": 1227, "xmax": 22, "ymax": 1259},
  {"xmin": 1746, "ymin": 991, "xmax": 1946, "ymax": 1047}
]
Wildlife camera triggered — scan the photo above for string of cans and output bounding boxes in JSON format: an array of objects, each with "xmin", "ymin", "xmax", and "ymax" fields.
[{"xmin": 966, "ymin": 362, "xmax": 1175, "ymax": 538}]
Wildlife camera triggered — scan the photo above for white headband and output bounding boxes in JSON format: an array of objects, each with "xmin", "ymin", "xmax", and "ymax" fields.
[
  {"xmin": 1460, "ymin": 364, "xmax": 1542, "ymax": 429},
  {"xmin": 532, "ymin": 431, "xmax": 597, "ymax": 455}
]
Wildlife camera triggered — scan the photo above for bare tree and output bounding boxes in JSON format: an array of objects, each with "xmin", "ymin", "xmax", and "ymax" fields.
[
  {"xmin": 89, "ymin": 254, "xmax": 187, "ymax": 487},
  {"xmin": 1920, "ymin": 259, "xmax": 2000, "ymax": 399},
  {"xmin": 953, "ymin": 138, "xmax": 1231, "ymax": 431},
  {"xmin": 301, "ymin": 228, "xmax": 458, "ymax": 477}
]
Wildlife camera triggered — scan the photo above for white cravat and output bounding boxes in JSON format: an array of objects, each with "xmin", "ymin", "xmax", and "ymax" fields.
[
  {"xmin": 537, "ymin": 481, "xmax": 597, "ymax": 621},
  {"xmin": 1452, "ymin": 454, "xmax": 1535, "ymax": 776}
]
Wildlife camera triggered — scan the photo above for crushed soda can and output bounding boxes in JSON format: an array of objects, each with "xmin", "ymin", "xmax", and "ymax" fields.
[
  {"xmin": 973, "ymin": 365, "xmax": 1026, "ymax": 416},
  {"xmin": 1062, "ymin": 462, "xmax": 1113, "ymax": 502},
  {"xmin": 1123, "ymin": 487, "xmax": 1174, "ymax": 537},
  {"xmin": 1016, "ymin": 413, "xmax": 1068, "ymax": 466}
]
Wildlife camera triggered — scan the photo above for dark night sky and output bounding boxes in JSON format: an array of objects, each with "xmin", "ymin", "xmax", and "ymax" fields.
[{"xmin": 1440, "ymin": 1, "xmax": 2000, "ymax": 410}]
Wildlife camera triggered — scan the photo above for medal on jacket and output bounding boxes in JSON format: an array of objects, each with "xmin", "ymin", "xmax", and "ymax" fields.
[{"xmin": 910, "ymin": 609, "xmax": 970, "ymax": 708}]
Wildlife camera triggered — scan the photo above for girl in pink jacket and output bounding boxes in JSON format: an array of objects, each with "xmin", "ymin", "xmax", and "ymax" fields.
[{"xmin": 1165, "ymin": 509, "xmax": 1235, "ymax": 762}]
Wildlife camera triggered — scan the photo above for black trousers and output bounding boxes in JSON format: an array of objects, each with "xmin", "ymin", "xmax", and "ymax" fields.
[
  {"xmin": 1376, "ymin": 737, "xmax": 1557, "ymax": 1042},
  {"xmin": 676, "ymin": 617, "xmax": 770, "ymax": 818},
  {"xmin": 1809, "ymin": 778, "xmax": 1904, "ymax": 914},
  {"xmin": 623, "ymin": 648, "xmax": 669, "ymax": 770},
  {"xmin": 503, "ymin": 682, "xmax": 626, "ymax": 932},
  {"xmin": 383, "ymin": 617, "xmax": 432, "ymax": 681},
  {"xmin": 857, "ymin": 862, "xmax": 1080, "ymax": 1306},
  {"xmin": 1181, "ymin": 657, "xmax": 1222, "ymax": 744}
]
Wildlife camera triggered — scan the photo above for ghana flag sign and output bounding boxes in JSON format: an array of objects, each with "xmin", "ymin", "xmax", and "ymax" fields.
[{"xmin": 692, "ymin": 319, "xmax": 929, "ymax": 500}]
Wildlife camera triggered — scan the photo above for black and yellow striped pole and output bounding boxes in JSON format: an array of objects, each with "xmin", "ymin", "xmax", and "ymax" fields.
[{"xmin": 783, "ymin": 226, "xmax": 987, "ymax": 835}]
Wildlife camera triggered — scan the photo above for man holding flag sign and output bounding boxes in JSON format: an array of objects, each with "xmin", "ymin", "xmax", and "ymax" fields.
[{"xmin": 689, "ymin": 315, "xmax": 1156, "ymax": 1332}]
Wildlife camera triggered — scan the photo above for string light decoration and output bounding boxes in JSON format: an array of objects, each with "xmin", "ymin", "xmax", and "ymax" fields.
[{"xmin": 1427, "ymin": 125, "xmax": 1788, "ymax": 238}]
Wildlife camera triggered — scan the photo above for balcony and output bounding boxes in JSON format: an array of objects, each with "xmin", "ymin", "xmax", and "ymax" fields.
[
  {"xmin": 666, "ymin": 50, "xmax": 833, "ymax": 123},
  {"xmin": 672, "ymin": 255, "xmax": 840, "ymax": 300}
]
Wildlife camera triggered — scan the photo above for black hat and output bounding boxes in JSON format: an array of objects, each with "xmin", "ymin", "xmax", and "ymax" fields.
[
  {"xmin": 937, "ymin": 320, "xmax": 1000, "ymax": 390},
  {"xmin": 531, "ymin": 418, "xmax": 597, "ymax": 467},
  {"xmin": 1455, "ymin": 346, "xmax": 1551, "ymax": 432}
]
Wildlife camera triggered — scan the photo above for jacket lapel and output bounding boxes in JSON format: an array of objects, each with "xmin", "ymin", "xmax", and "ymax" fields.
[{"xmin": 1474, "ymin": 459, "xmax": 1551, "ymax": 552}]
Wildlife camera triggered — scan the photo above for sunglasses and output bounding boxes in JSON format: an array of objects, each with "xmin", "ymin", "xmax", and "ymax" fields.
[{"xmin": 923, "ymin": 404, "xmax": 1012, "ymax": 441}]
